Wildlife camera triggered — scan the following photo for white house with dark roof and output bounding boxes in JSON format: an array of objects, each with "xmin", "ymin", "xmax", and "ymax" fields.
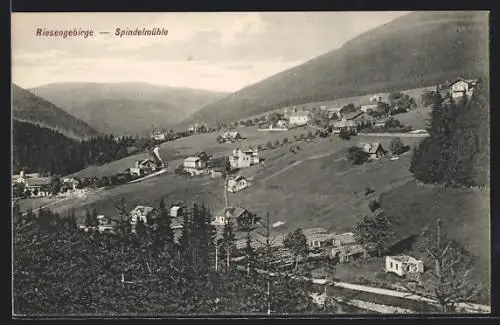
[
  {"xmin": 229, "ymin": 149, "xmax": 260, "ymax": 168},
  {"xmin": 289, "ymin": 109, "xmax": 313, "ymax": 126},
  {"xmin": 183, "ymin": 156, "xmax": 207, "ymax": 175},
  {"xmin": 360, "ymin": 142, "xmax": 386, "ymax": 160},
  {"xmin": 448, "ymin": 78, "xmax": 477, "ymax": 99},
  {"xmin": 227, "ymin": 175, "xmax": 251, "ymax": 193},
  {"xmin": 129, "ymin": 205, "xmax": 157, "ymax": 230},
  {"xmin": 385, "ymin": 255, "xmax": 424, "ymax": 277}
]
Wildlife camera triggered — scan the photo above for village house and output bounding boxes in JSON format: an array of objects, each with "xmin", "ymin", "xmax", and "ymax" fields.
[
  {"xmin": 229, "ymin": 148, "xmax": 260, "ymax": 169},
  {"xmin": 212, "ymin": 206, "xmax": 257, "ymax": 228},
  {"xmin": 151, "ymin": 131, "xmax": 166, "ymax": 141},
  {"xmin": 129, "ymin": 205, "xmax": 158, "ymax": 231},
  {"xmin": 332, "ymin": 110, "xmax": 372, "ymax": 134},
  {"xmin": 62, "ymin": 177, "xmax": 81, "ymax": 190},
  {"xmin": 332, "ymin": 232, "xmax": 356, "ymax": 247},
  {"xmin": 13, "ymin": 171, "xmax": 52, "ymax": 197},
  {"xmin": 227, "ymin": 175, "xmax": 251, "ymax": 193},
  {"xmin": 326, "ymin": 107, "xmax": 343, "ymax": 119},
  {"xmin": 170, "ymin": 206, "xmax": 184, "ymax": 218},
  {"xmin": 129, "ymin": 159, "xmax": 158, "ymax": 177},
  {"xmin": 303, "ymin": 228, "xmax": 334, "ymax": 249},
  {"xmin": 385, "ymin": 255, "xmax": 424, "ymax": 277},
  {"xmin": 183, "ymin": 156, "xmax": 207, "ymax": 176},
  {"xmin": 448, "ymin": 78, "xmax": 477, "ymax": 99},
  {"xmin": 221, "ymin": 131, "xmax": 243, "ymax": 143},
  {"xmin": 330, "ymin": 244, "xmax": 368, "ymax": 263},
  {"xmin": 289, "ymin": 108, "xmax": 313, "ymax": 126},
  {"xmin": 360, "ymin": 142, "xmax": 386, "ymax": 160}
]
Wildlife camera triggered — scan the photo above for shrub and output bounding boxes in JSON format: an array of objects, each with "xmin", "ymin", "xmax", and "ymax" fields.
[
  {"xmin": 384, "ymin": 118, "xmax": 402, "ymax": 128},
  {"xmin": 346, "ymin": 146, "xmax": 370, "ymax": 165},
  {"xmin": 364, "ymin": 187, "xmax": 375, "ymax": 196},
  {"xmin": 390, "ymin": 138, "xmax": 407, "ymax": 155},
  {"xmin": 257, "ymin": 144, "xmax": 262, "ymax": 150},
  {"xmin": 339, "ymin": 129, "xmax": 351, "ymax": 140},
  {"xmin": 368, "ymin": 199, "xmax": 381, "ymax": 212},
  {"xmin": 293, "ymin": 135, "xmax": 298, "ymax": 141},
  {"xmin": 307, "ymin": 131, "xmax": 314, "ymax": 139},
  {"xmin": 282, "ymin": 138, "xmax": 288, "ymax": 145},
  {"xmin": 274, "ymin": 139, "xmax": 280, "ymax": 147},
  {"xmin": 266, "ymin": 141, "xmax": 273, "ymax": 149},
  {"xmin": 299, "ymin": 133, "xmax": 306, "ymax": 140}
]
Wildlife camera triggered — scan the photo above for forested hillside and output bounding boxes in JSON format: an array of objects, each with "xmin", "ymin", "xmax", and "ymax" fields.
[
  {"xmin": 12, "ymin": 120, "xmax": 151, "ymax": 176},
  {"xmin": 410, "ymin": 77, "xmax": 489, "ymax": 186},
  {"xmin": 12, "ymin": 84, "xmax": 100, "ymax": 139},
  {"xmin": 13, "ymin": 202, "xmax": 328, "ymax": 315},
  {"xmin": 182, "ymin": 11, "xmax": 488, "ymax": 126}
]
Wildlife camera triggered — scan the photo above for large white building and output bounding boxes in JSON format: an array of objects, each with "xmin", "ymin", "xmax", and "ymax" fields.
[
  {"xmin": 183, "ymin": 156, "xmax": 207, "ymax": 175},
  {"xmin": 289, "ymin": 109, "xmax": 313, "ymax": 126},
  {"xmin": 229, "ymin": 149, "xmax": 260, "ymax": 169}
]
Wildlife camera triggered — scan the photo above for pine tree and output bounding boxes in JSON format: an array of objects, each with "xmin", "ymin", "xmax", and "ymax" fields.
[
  {"xmin": 154, "ymin": 198, "xmax": 174, "ymax": 254},
  {"xmin": 220, "ymin": 219, "xmax": 237, "ymax": 271}
]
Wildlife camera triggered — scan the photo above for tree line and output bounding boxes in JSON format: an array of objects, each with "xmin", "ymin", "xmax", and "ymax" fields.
[
  {"xmin": 410, "ymin": 77, "xmax": 489, "ymax": 186},
  {"xmin": 13, "ymin": 200, "xmax": 328, "ymax": 315}
]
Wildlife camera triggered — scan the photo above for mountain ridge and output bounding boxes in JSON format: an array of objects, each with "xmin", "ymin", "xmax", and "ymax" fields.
[
  {"xmin": 180, "ymin": 11, "xmax": 489, "ymax": 126},
  {"xmin": 12, "ymin": 84, "xmax": 101, "ymax": 139},
  {"xmin": 30, "ymin": 82, "xmax": 228, "ymax": 136}
]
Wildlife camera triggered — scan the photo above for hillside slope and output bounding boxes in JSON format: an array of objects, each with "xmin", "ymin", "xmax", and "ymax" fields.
[
  {"xmin": 12, "ymin": 84, "xmax": 100, "ymax": 139},
  {"xmin": 30, "ymin": 82, "xmax": 227, "ymax": 136},
  {"xmin": 182, "ymin": 11, "xmax": 489, "ymax": 126}
]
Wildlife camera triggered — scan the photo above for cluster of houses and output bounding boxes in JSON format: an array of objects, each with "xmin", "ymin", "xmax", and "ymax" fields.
[
  {"xmin": 12, "ymin": 171, "xmax": 90, "ymax": 199},
  {"xmin": 126, "ymin": 145, "xmax": 165, "ymax": 178},
  {"xmin": 182, "ymin": 148, "xmax": 261, "ymax": 177}
]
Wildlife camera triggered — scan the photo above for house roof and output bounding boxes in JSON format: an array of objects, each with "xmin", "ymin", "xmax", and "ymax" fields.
[
  {"xmin": 388, "ymin": 255, "xmax": 421, "ymax": 263},
  {"xmin": 230, "ymin": 175, "xmax": 246, "ymax": 182},
  {"xmin": 25, "ymin": 177, "xmax": 51, "ymax": 187},
  {"xmin": 139, "ymin": 159, "xmax": 155, "ymax": 165},
  {"xmin": 216, "ymin": 206, "xmax": 247, "ymax": 219},
  {"xmin": 332, "ymin": 232, "xmax": 356, "ymax": 244},
  {"xmin": 333, "ymin": 120, "xmax": 357, "ymax": 128},
  {"xmin": 129, "ymin": 205, "xmax": 155, "ymax": 216},
  {"xmin": 360, "ymin": 142, "xmax": 383, "ymax": 154},
  {"xmin": 448, "ymin": 77, "xmax": 478, "ymax": 87},
  {"xmin": 184, "ymin": 156, "xmax": 201, "ymax": 163},
  {"xmin": 223, "ymin": 131, "xmax": 240, "ymax": 138},
  {"xmin": 331, "ymin": 244, "xmax": 366, "ymax": 256},
  {"xmin": 343, "ymin": 111, "xmax": 365, "ymax": 120},
  {"xmin": 291, "ymin": 110, "xmax": 312, "ymax": 117}
]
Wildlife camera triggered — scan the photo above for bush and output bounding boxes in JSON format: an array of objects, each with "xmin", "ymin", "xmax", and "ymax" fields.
[
  {"xmin": 299, "ymin": 133, "xmax": 306, "ymax": 140},
  {"xmin": 339, "ymin": 129, "xmax": 351, "ymax": 140},
  {"xmin": 266, "ymin": 141, "xmax": 273, "ymax": 149},
  {"xmin": 257, "ymin": 144, "xmax": 262, "ymax": 150},
  {"xmin": 307, "ymin": 131, "xmax": 314, "ymax": 139},
  {"xmin": 282, "ymin": 138, "xmax": 288, "ymax": 145},
  {"xmin": 274, "ymin": 139, "xmax": 280, "ymax": 147},
  {"xmin": 364, "ymin": 187, "xmax": 375, "ymax": 196},
  {"xmin": 293, "ymin": 135, "xmax": 298, "ymax": 141},
  {"xmin": 384, "ymin": 118, "xmax": 402, "ymax": 128},
  {"xmin": 389, "ymin": 138, "xmax": 408, "ymax": 155},
  {"xmin": 368, "ymin": 199, "xmax": 381, "ymax": 212},
  {"xmin": 346, "ymin": 146, "xmax": 370, "ymax": 165}
]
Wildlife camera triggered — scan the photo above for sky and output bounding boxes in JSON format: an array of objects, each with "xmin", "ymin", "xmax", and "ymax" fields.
[{"xmin": 12, "ymin": 12, "xmax": 410, "ymax": 93}]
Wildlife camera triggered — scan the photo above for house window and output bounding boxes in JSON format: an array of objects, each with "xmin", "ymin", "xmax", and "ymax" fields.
[
  {"xmin": 390, "ymin": 262, "xmax": 393, "ymax": 269},
  {"xmin": 395, "ymin": 264, "xmax": 398, "ymax": 271}
]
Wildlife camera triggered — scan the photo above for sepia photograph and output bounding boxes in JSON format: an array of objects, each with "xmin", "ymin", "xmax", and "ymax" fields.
[{"xmin": 11, "ymin": 11, "xmax": 491, "ymax": 317}]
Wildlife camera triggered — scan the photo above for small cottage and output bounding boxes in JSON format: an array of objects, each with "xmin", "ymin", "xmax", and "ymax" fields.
[
  {"xmin": 448, "ymin": 78, "xmax": 477, "ymax": 99},
  {"xmin": 129, "ymin": 205, "xmax": 157, "ymax": 230},
  {"xmin": 385, "ymin": 255, "xmax": 424, "ymax": 277},
  {"xmin": 360, "ymin": 142, "xmax": 386, "ymax": 160},
  {"xmin": 183, "ymin": 156, "xmax": 207, "ymax": 175},
  {"xmin": 227, "ymin": 175, "xmax": 251, "ymax": 193},
  {"xmin": 289, "ymin": 109, "xmax": 313, "ymax": 126}
]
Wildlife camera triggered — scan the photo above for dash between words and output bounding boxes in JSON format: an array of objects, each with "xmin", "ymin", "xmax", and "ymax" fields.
[{"xmin": 35, "ymin": 27, "xmax": 169, "ymax": 39}]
